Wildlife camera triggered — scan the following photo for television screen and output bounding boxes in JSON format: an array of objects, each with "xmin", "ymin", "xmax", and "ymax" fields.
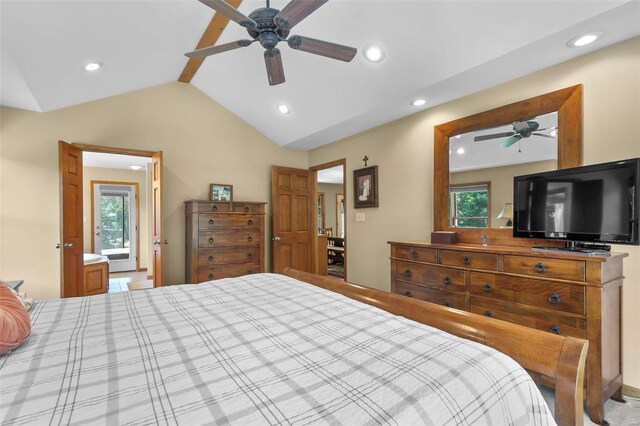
[{"xmin": 513, "ymin": 158, "xmax": 639, "ymax": 245}]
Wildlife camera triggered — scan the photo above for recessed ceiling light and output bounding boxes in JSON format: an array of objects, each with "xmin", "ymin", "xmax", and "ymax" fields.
[
  {"xmin": 411, "ymin": 99, "xmax": 427, "ymax": 106},
  {"xmin": 567, "ymin": 32, "xmax": 602, "ymax": 48},
  {"xmin": 130, "ymin": 165, "xmax": 143, "ymax": 171},
  {"xmin": 363, "ymin": 45, "xmax": 384, "ymax": 62},
  {"xmin": 277, "ymin": 104, "xmax": 290, "ymax": 114},
  {"xmin": 457, "ymin": 148, "xmax": 465, "ymax": 154},
  {"xmin": 84, "ymin": 62, "xmax": 102, "ymax": 71}
]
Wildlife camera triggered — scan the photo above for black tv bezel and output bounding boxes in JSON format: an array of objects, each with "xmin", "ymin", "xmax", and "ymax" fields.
[{"xmin": 512, "ymin": 158, "xmax": 640, "ymax": 246}]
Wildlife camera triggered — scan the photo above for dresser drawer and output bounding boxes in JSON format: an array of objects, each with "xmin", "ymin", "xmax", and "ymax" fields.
[
  {"xmin": 197, "ymin": 202, "xmax": 232, "ymax": 213},
  {"xmin": 396, "ymin": 282, "xmax": 466, "ymax": 310},
  {"xmin": 199, "ymin": 230, "xmax": 260, "ymax": 248},
  {"xmin": 198, "ymin": 263, "xmax": 260, "ymax": 283},
  {"xmin": 232, "ymin": 203, "xmax": 263, "ymax": 214},
  {"xmin": 470, "ymin": 297, "xmax": 586, "ymax": 338},
  {"xmin": 469, "ymin": 272, "xmax": 585, "ymax": 316},
  {"xmin": 198, "ymin": 247, "xmax": 260, "ymax": 267},
  {"xmin": 394, "ymin": 246, "xmax": 437, "ymax": 263},
  {"xmin": 198, "ymin": 214, "xmax": 260, "ymax": 230},
  {"xmin": 441, "ymin": 250, "xmax": 498, "ymax": 270},
  {"xmin": 503, "ymin": 255, "xmax": 585, "ymax": 281},
  {"xmin": 395, "ymin": 261, "xmax": 465, "ymax": 293}
]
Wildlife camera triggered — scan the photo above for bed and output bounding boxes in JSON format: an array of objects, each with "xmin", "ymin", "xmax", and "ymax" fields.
[{"xmin": 0, "ymin": 271, "xmax": 586, "ymax": 425}]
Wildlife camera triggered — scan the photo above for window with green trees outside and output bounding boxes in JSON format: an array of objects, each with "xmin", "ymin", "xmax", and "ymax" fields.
[{"xmin": 449, "ymin": 183, "xmax": 490, "ymax": 228}]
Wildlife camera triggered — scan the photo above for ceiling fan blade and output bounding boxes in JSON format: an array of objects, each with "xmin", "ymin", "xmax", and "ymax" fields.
[
  {"xmin": 264, "ymin": 48, "xmax": 285, "ymax": 86},
  {"xmin": 274, "ymin": 0, "xmax": 329, "ymax": 31},
  {"xmin": 199, "ymin": 0, "xmax": 257, "ymax": 30},
  {"xmin": 185, "ymin": 39, "xmax": 253, "ymax": 59},
  {"xmin": 531, "ymin": 133, "xmax": 555, "ymax": 139},
  {"xmin": 500, "ymin": 135, "xmax": 522, "ymax": 148},
  {"xmin": 474, "ymin": 132, "xmax": 515, "ymax": 142},
  {"xmin": 287, "ymin": 36, "xmax": 356, "ymax": 62}
]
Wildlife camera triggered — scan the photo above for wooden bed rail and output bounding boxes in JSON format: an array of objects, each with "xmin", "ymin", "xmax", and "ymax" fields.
[{"xmin": 283, "ymin": 268, "xmax": 588, "ymax": 426}]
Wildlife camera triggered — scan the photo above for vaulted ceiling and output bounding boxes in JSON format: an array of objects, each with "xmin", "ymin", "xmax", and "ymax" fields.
[{"xmin": 2, "ymin": 1, "xmax": 639, "ymax": 150}]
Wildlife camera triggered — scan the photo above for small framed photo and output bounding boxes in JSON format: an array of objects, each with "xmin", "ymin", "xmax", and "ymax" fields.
[
  {"xmin": 210, "ymin": 183, "xmax": 233, "ymax": 202},
  {"xmin": 353, "ymin": 166, "xmax": 378, "ymax": 208}
]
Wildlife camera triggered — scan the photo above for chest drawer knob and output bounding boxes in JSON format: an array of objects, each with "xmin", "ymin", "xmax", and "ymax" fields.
[
  {"xmin": 244, "ymin": 206, "xmax": 250, "ymax": 212},
  {"xmin": 403, "ymin": 291, "xmax": 412, "ymax": 297},
  {"xmin": 484, "ymin": 310, "xmax": 494, "ymax": 318},
  {"xmin": 403, "ymin": 269, "xmax": 412, "ymax": 278},
  {"xmin": 208, "ymin": 273, "xmax": 214, "ymax": 279},
  {"xmin": 247, "ymin": 252, "xmax": 252, "ymax": 258},
  {"xmin": 208, "ymin": 219, "xmax": 214, "ymax": 224},
  {"xmin": 443, "ymin": 300, "xmax": 452, "ymax": 308},
  {"xmin": 549, "ymin": 325, "xmax": 561, "ymax": 335},
  {"xmin": 212, "ymin": 205, "xmax": 218, "ymax": 211},
  {"xmin": 462, "ymin": 256, "xmax": 471, "ymax": 265},
  {"xmin": 443, "ymin": 276, "xmax": 451, "ymax": 285},
  {"xmin": 247, "ymin": 219, "xmax": 253, "ymax": 225},
  {"xmin": 533, "ymin": 262, "xmax": 546, "ymax": 273},
  {"xmin": 548, "ymin": 293, "xmax": 561, "ymax": 304},
  {"xmin": 483, "ymin": 283, "xmax": 493, "ymax": 293},
  {"xmin": 208, "ymin": 237, "xmax": 214, "ymax": 243},
  {"xmin": 208, "ymin": 255, "xmax": 214, "ymax": 261},
  {"xmin": 247, "ymin": 236, "xmax": 253, "ymax": 242},
  {"xmin": 410, "ymin": 249, "xmax": 418, "ymax": 258}
]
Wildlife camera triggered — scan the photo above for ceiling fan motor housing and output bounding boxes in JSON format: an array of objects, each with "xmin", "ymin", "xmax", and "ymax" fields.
[{"xmin": 248, "ymin": 7, "xmax": 289, "ymax": 50}]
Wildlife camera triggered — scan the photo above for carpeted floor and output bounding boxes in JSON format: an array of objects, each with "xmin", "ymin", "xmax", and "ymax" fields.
[{"xmin": 539, "ymin": 386, "xmax": 640, "ymax": 425}]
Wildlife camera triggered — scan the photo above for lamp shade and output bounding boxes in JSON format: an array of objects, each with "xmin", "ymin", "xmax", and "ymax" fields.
[{"xmin": 497, "ymin": 202, "xmax": 513, "ymax": 226}]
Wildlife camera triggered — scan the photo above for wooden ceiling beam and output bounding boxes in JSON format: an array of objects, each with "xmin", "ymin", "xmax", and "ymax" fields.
[{"xmin": 178, "ymin": 0, "xmax": 243, "ymax": 83}]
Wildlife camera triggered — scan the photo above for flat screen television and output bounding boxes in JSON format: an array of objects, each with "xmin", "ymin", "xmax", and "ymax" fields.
[{"xmin": 513, "ymin": 158, "xmax": 639, "ymax": 249}]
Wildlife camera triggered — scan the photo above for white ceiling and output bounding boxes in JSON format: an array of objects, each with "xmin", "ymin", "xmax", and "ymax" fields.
[
  {"xmin": 317, "ymin": 165, "xmax": 344, "ymax": 184},
  {"xmin": 2, "ymin": 1, "xmax": 639, "ymax": 151},
  {"xmin": 450, "ymin": 111, "xmax": 558, "ymax": 173},
  {"xmin": 83, "ymin": 152, "xmax": 151, "ymax": 170}
]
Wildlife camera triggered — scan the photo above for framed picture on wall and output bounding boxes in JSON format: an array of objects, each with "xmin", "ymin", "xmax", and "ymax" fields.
[
  {"xmin": 353, "ymin": 166, "xmax": 378, "ymax": 208},
  {"xmin": 210, "ymin": 183, "xmax": 233, "ymax": 202}
]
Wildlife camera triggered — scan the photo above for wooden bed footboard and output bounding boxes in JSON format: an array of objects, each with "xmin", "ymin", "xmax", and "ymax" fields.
[{"xmin": 283, "ymin": 268, "xmax": 588, "ymax": 426}]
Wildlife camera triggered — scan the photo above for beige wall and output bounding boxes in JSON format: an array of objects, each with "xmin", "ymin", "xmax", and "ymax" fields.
[
  {"xmin": 82, "ymin": 167, "xmax": 149, "ymax": 270},
  {"xmin": 309, "ymin": 37, "xmax": 640, "ymax": 388},
  {"xmin": 318, "ymin": 183, "xmax": 344, "ymax": 235},
  {"xmin": 451, "ymin": 160, "xmax": 556, "ymax": 227},
  {"xmin": 0, "ymin": 82, "xmax": 307, "ymax": 300}
]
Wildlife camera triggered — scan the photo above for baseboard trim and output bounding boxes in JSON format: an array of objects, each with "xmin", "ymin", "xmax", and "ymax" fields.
[{"xmin": 623, "ymin": 384, "xmax": 640, "ymax": 398}]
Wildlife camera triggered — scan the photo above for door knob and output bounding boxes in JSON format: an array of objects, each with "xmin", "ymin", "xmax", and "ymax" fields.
[
  {"xmin": 63, "ymin": 242, "xmax": 74, "ymax": 249},
  {"xmin": 272, "ymin": 236, "xmax": 281, "ymax": 241},
  {"xmin": 163, "ymin": 240, "xmax": 169, "ymax": 245}
]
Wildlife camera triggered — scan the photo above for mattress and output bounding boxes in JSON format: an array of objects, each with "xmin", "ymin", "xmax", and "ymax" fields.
[{"xmin": 0, "ymin": 273, "xmax": 554, "ymax": 425}]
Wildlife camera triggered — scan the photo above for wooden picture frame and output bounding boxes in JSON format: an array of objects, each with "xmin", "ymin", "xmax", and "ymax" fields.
[
  {"xmin": 210, "ymin": 183, "xmax": 233, "ymax": 202},
  {"xmin": 353, "ymin": 166, "xmax": 378, "ymax": 208}
]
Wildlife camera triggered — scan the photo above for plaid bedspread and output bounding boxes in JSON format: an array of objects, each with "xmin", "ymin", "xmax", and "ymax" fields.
[{"xmin": 1, "ymin": 273, "xmax": 555, "ymax": 425}]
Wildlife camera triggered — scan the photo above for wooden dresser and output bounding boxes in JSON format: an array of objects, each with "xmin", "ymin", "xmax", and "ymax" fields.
[
  {"xmin": 389, "ymin": 241, "xmax": 627, "ymax": 424},
  {"xmin": 185, "ymin": 200, "xmax": 265, "ymax": 283}
]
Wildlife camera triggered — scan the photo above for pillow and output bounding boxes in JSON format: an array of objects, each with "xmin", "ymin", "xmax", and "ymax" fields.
[{"xmin": 0, "ymin": 282, "xmax": 31, "ymax": 354}]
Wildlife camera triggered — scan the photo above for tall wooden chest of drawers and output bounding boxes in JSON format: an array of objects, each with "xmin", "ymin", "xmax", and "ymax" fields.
[
  {"xmin": 185, "ymin": 200, "xmax": 266, "ymax": 283},
  {"xmin": 389, "ymin": 241, "xmax": 627, "ymax": 424}
]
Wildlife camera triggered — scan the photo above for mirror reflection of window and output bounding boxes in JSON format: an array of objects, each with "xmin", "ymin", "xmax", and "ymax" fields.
[{"xmin": 449, "ymin": 183, "xmax": 490, "ymax": 228}]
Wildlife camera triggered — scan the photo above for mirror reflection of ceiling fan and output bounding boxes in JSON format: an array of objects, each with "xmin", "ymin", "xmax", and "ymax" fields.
[
  {"xmin": 473, "ymin": 120, "xmax": 557, "ymax": 148},
  {"xmin": 185, "ymin": 0, "xmax": 357, "ymax": 86}
]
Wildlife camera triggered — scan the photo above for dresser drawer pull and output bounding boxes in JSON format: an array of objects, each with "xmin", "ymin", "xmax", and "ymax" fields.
[
  {"xmin": 247, "ymin": 219, "xmax": 253, "ymax": 225},
  {"xmin": 247, "ymin": 236, "xmax": 253, "ymax": 242},
  {"xmin": 484, "ymin": 310, "xmax": 494, "ymax": 318},
  {"xmin": 208, "ymin": 237, "xmax": 214, "ymax": 243},
  {"xmin": 533, "ymin": 262, "xmax": 546, "ymax": 273},
  {"xmin": 462, "ymin": 256, "xmax": 471, "ymax": 265},
  {"xmin": 443, "ymin": 276, "xmax": 452, "ymax": 285},
  {"xmin": 403, "ymin": 269, "xmax": 412, "ymax": 278},
  {"xmin": 208, "ymin": 219, "xmax": 214, "ymax": 225},
  {"xmin": 212, "ymin": 205, "xmax": 218, "ymax": 211},
  {"xmin": 483, "ymin": 283, "xmax": 493, "ymax": 293},
  {"xmin": 247, "ymin": 252, "xmax": 252, "ymax": 258},
  {"xmin": 208, "ymin": 273, "xmax": 214, "ymax": 279},
  {"xmin": 410, "ymin": 249, "xmax": 418, "ymax": 258},
  {"xmin": 403, "ymin": 291, "xmax": 412, "ymax": 297},
  {"xmin": 208, "ymin": 255, "xmax": 214, "ymax": 261},
  {"xmin": 244, "ymin": 206, "xmax": 250, "ymax": 212},
  {"xmin": 548, "ymin": 293, "xmax": 561, "ymax": 305},
  {"xmin": 549, "ymin": 325, "xmax": 561, "ymax": 335},
  {"xmin": 443, "ymin": 300, "xmax": 452, "ymax": 308}
]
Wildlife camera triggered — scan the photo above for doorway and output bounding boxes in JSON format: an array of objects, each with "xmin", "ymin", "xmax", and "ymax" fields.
[{"xmin": 92, "ymin": 182, "xmax": 138, "ymax": 272}]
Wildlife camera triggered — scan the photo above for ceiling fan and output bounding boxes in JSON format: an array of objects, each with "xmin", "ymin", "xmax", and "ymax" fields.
[
  {"xmin": 473, "ymin": 120, "xmax": 557, "ymax": 148},
  {"xmin": 185, "ymin": 0, "xmax": 357, "ymax": 86}
]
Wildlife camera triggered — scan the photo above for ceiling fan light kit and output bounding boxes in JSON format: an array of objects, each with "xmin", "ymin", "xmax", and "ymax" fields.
[{"xmin": 187, "ymin": 0, "xmax": 357, "ymax": 86}]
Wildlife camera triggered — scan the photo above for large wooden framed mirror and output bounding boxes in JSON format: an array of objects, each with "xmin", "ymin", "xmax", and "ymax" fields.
[{"xmin": 434, "ymin": 85, "xmax": 583, "ymax": 246}]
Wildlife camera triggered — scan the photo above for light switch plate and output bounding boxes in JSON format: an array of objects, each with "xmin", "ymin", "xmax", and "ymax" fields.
[{"xmin": 356, "ymin": 213, "xmax": 365, "ymax": 222}]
